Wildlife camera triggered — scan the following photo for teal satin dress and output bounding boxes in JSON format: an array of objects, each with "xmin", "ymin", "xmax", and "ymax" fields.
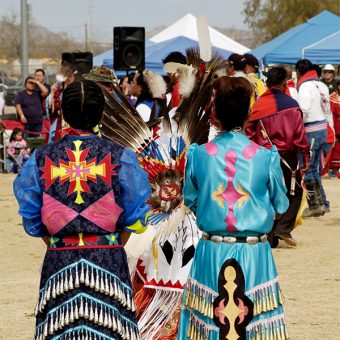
[{"xmin": 178, "ymin": 131, "xmax": 290, "ymax": 340}]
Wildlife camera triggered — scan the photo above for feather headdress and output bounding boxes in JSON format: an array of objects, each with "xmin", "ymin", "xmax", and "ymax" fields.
[
  {"xmin": 143, "ymin": 70, "xmax": 167, "ymax": 99},
  {"xmin": 175, "ymin": 47, "xmax": 227, "ymax": 146},
  {"xmin": 163, "ymin": 62, "xmax": 197, "ymax": 98},
  {"xmin": 102, "ymin": 17, "xmax": 226, "ymax": 338},
  {"xmin": 100, "ymin": 19, "xmax": 226, "ymax": 226},
  {"xmin": 196, "ymin": 15, "xmax": 212, "ymax": 63},
  {"xmin": 56, "ymin": 64, "xmax": 77, "ymax": 83}
]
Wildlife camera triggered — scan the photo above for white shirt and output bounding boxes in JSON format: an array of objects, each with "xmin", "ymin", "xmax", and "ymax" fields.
[
  {"xmin": 298, "ymin": 80, "xmax": 330, "ymax": 123},
  {"xmin": 288, "ymin": 87, "xmax": 299, "ymax": 102}
]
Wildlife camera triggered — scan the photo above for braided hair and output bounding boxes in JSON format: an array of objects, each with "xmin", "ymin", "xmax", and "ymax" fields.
[{"xmin": 61, "ymin": 80, "xmax": 104, "ymax": 131}]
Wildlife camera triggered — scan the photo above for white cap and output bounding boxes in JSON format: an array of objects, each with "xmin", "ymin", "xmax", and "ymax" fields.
[{"xmin": 323, "ymin": 64, "xmax": 335, "ymax": 71}]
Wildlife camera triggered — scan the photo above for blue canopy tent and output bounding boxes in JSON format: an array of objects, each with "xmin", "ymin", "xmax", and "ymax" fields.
[
  {"xmin": 93, "ymin": 49, "xmax": 114, "ymax": 67},
  {"xmin": 94, "ymin": 36, "xmax": 233, "ymax": 74},
  {"xmin": 143, "ymin": 36, "xmax": 233, "ymax": 74},
  {"xmin": 303, "ymin": 30, "xmax": 340, "ymax": 64},
  {"xmin": 251, "ymin": 24, "xmax": 306, "ymax": 62},
  {"xmin": 251, "ymin": 11, "xmax": 340, "ymax": 64}
]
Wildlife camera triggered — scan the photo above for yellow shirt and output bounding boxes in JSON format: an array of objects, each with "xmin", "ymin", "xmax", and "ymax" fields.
[{"xmin": 248, "ymin": 73, "xmax": 267, "ymax": 100}]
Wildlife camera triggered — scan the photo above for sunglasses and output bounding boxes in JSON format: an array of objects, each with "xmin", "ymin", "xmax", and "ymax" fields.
[
  {"xmin": 323, "ymin": 70, "xmax": 333, "ymax": 73},
  {"xmin": 27, "ymin": 80, "xmax": 36, "ymax": 85}
]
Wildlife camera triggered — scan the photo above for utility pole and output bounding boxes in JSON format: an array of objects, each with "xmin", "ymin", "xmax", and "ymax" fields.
[
  {"xmin": 88, "ymin": 0, "xmax": 93, "ymax": 53},
  {"xmin": 21, "ymin": 0, "xmax": 29, "ymax": 82},
  {"xmin": 85, "ymin": 23, "xmax": 88, "ymax": 50}
]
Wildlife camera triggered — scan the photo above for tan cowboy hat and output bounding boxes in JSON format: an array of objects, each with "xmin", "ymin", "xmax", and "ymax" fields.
[{"xmin": 83, "ymin": 66, "xmax": 118, "ymax": 84}]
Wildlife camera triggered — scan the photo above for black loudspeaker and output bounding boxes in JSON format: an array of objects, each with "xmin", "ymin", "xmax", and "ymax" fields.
[
  {"xmin": 61, "ymin": 51, "xmax": 93, "ymax": 76},
  {"xmin": 114, "ymin": 27, "xmax": 145, "ymax": 71}
]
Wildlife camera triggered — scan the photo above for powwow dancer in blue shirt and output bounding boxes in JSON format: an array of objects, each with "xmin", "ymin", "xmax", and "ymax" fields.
[
  {"xmin": 177, "ymin": 76, "xmax": 290, "ymax": 340},
  {"xmin": 14, "ymin": 80, "xmax": 151, "ymax": 339}
]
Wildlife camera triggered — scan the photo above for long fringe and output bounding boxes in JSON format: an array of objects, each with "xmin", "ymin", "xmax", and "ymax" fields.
[
  {"xmin": 183, "ymin": 278, "xmax": 217, "ymax": 319},
  {"xmin": 245, "ymin": 277, "xmax": 283, "ymax": 316},
  {"xmin": 136, "ymin": 289, "xmax": 183, "ymax": 340},
  {"xmin": 183, "ymin": 277, "xmax": 289, "ymax": 339},
  {"xmin": 134, "ymin": 287, "xmax": 156, "ymax": 319},
  {"xmin": 50, "ymin": 325, "xmax": 115, "ymax": 340},
  {"xmin": 35, "ymin": 259, "xmax": 135, "ymax": 316},
  {"xmin": 183, "ymin": 308, "xmax": 218, "ymax": 340},
  {"xmin": 184, "ymin": 309, "xmax": 289, "ymax": 340},
  {"xmin": 247, "ymin": 313, "xmax": 289, "ymax": 340},
  {"xmin": 35, "ymin": 293, "xmax": 139, "ymax": 340}
]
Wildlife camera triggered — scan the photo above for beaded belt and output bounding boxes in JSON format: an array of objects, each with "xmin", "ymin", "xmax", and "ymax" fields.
[
  {"xmin": 202, "ymin": 232, "xmax": 267, "ymax": 245},
  {"xmin": 48, "ymin": 232, "xmax": 123, "ymax": 250}
]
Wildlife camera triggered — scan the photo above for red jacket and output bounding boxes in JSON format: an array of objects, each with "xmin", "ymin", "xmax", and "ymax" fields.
[
  {"xmin": 330, "ymin": 92, "xmax": 340, "ymax": 136},
  {"xmin": 246, "ymin": 87, "xmax": 310, "ymax": 164}
]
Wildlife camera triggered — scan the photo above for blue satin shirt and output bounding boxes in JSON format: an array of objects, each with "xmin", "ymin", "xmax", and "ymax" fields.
[{"xmin": 184, "ymin": 131, "xmax": 289, "ymax": 235}]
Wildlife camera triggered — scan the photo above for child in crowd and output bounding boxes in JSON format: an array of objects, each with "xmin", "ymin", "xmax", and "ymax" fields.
[{"xmin": 6, "ymin": 128, "xmax": 30, "ymax": 173}]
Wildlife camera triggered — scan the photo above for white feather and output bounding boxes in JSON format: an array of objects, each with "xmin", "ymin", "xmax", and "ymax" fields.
[
  {"xmin": 163, "ymin": 62, "xmax": 184, "ymax": 74},
  {"xmin": 143, "ymin": 70, "xmax": 167, "ymax": 98},
  {"xmin": 196, "ymin": 15, "xmax": 212, "ymax": 62},
  {"xmin": 177, "ymin": 64, "xmax": 197, "ymax": 97},
  {"xmin": 163, "ymin": 63, "xmax": 197, "ymax": 98},
  {"xmin": 56, "ymin": 74, "xmax": 67, "ymax": 82}
]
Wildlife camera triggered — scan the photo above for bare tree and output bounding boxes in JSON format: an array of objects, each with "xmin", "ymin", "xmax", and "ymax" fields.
[{"xmin": 243, "ymin": 0, "xmax": 340, "ymax": 46}]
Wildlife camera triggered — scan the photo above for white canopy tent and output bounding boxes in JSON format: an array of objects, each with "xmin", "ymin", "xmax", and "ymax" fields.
[{"xmin": 149, "ymin": 13, "xmax": 249, "ymax": 54}]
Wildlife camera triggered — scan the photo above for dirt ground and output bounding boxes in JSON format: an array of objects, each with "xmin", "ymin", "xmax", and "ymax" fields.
[{"xmin": 0, "ymin": 173, "xmax": 339, "ymax": 339}]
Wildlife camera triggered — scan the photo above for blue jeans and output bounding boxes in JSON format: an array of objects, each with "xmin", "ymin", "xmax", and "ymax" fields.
[
  {"xmin": 304, "ymin": 129, "xmax": 327, "ymax": 184},
  {"xmin": 25, "ymin": 123, "xmax": 42, "ymax": 138},
  {"xmin": 320, "ymin": 142, "xmax": 332, "ymax": 208},
  {"xmin": 6, "ymin": 154, "xmax": 28, "ymax": 173}
]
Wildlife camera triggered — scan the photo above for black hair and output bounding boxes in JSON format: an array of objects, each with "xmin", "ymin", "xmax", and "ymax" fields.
[
  {"xmin": 34, "ymin": 68, "xmax": 45, "ymax": 76},
  {"xmin": 213, "ymin": 76, "xmax": 253, "ymax": 131},
  {"xmin": 227, "ymin": 53, "xmax": 247, "ymax": 71},
  {"xmin": 118, "ymin": 76, "xmax": 128, "ymax": 87},
  {"xmin": 244, "ymin": 53, "xmax": 259, "ymax": 68},
  {"xmin": 295, "ymin": 59, "xmax": 313, "ymax": 76},
  {"xmin": 61, "ymin": 80, "xmax": 104, "ymax": 131},
  {"xmin": 265, "ymin": 67, "xmax": 288, "ymax": 87},
  {"xmin": 163, "ymin": 75, "xmax": 171, "ymax": 84},
  {"xmin": 162, "ymin": 51, "xmax": 187, "ymax": 65},
  {"xmin": 135, "ymin": 73, "xmax": 153, "ymax": 105},
  {"xmin": 10, "ymin": 127, "xmax": 23, "ymax": 142},
  {"xmin": 127, "ymin": 72, "xmax": 135, "ymax": 83},
  {"xmin": 24, "ymin": 76, "xmax": 35, "ymax": 85}
]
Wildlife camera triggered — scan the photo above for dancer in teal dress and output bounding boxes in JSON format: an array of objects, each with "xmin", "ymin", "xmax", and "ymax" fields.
[{"xmin": 178, "ymin": 77, "xmax": 290, "ymax": 340}]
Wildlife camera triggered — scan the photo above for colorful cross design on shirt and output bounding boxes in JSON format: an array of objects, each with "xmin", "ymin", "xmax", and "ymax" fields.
[
  {"xmin": 212, "ymin": 150, "xmax": 250, "ymax": 231},
  {"xmin": 40, "ymin": 140, "xmax": 117, "ymax": 204}
]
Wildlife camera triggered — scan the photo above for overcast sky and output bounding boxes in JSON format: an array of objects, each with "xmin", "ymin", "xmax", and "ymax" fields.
[{"xmin": 0, "ymin": 0, "xmax": 248, "ymax": 44}]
